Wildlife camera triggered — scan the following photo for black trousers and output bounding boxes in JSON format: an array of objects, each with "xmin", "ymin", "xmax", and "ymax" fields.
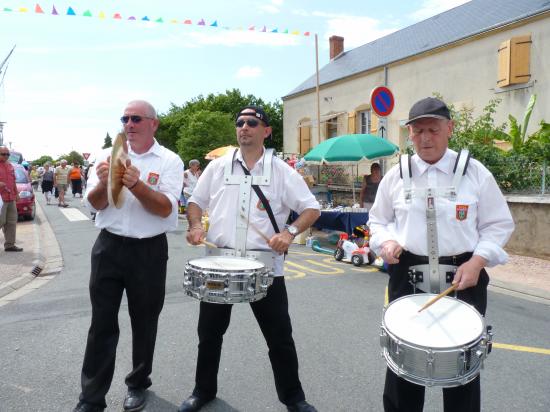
[
  {"xmin": 79, "ymin": 230, "xmax": 168, "ymax": 408},
  {"xmin": 383, "ymin": 251, "xmax": 489, "ymax": 412},
  {"xmin": 192, "ymin": 276, "xmax": 306, "ymax": 405}
]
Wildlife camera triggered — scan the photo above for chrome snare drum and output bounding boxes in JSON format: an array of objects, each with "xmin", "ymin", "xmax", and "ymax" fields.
[
  {"xmin": 380, "ymin": 294, "xmax": 492, "ymax": 387},
  {"xmin": 183, "ymin": 256, "xmax": 273, "ymax": 304}
]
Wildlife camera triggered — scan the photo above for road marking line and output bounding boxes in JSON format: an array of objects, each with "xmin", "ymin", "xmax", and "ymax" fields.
[
  {"xmin": 493, "ymin": 342, "xmax": 550, "ymax": 355},
  {"xmin": 285, "ymin": 260, "xmax": 344, "ymax": 275},
  {"xmin": 59, "ymin": 208, "xmax": 90, "ymax": 221},
  {"xmin": 305, "ymin": 259, "xmax": 345, "ymax": 274},
  {"xmin": 288, "ymin": 250, "xmax": 325, "ymax": 257},
  {"xmin": 283, "ymin": 267, "xmax": 307, "ymax": 280}
]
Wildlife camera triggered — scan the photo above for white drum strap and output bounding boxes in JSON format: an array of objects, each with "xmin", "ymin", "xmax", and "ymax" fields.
[
  {"xmin": 426, "ymin": 188, "xmax": 440, "ymax": 293},
  {"xmin": 223, "ymin": 148, "xmax": 274, "ymax": 257}
]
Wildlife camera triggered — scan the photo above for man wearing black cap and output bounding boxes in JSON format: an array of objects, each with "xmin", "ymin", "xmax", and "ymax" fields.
[
  {"xmin": 369, "ymin": 97, "xmax": 514, "ymax": 412},
  {"xmin": 179, "ymin": 106, "xmax": 320, "ymax": 412}
]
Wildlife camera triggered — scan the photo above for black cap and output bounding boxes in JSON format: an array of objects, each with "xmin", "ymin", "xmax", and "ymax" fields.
[
  {"xmin": 236, "ymin": 105, "xmax": 270, "ymax": 126},
  {"xmin": 405, "ymin": 97, "xmax": 451, "ymax": 125}
]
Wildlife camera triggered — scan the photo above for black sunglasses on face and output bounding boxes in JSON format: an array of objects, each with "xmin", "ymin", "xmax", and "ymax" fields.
[
  {"xmin": 236, "ymin": 118, "xmax": 261, "ymax": 128},
  {"xmin": 120, "ymin": 115, "xmax": 153, "ymax": 124},
  {"xmin": 0, "ymin": 153, "xmax": 9, "ymax": 156}
]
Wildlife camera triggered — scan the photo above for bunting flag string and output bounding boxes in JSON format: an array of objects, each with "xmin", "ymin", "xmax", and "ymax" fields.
[{"xmin": 1, "ymin": 3, "xmax": 313, "ymax": 36}]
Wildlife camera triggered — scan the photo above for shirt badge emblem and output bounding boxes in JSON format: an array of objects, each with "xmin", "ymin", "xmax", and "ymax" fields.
[
  {"xmin": 456, "ymin": 204, "xmax": 468, "ymax": 221},
  {"xmin": 147, "ymin": 172, "xmax": 160, "ymax": 185}
]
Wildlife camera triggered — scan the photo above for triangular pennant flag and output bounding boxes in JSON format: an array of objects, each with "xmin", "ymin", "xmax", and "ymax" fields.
[
  {"xmin": 170, "ymin": 19, "xmax": 178, "ymax": 23},
  {"xmin": 128, "ymin": 16, "xmax": 136, "ymax": 20},
  {"xmin": 291, "ymin": 30, "xmax": 299, "ymax": 35},
  {"xmin": 155, "ymin": 17, "xmax": 163, "ymax": 23},
  {"xmin": 197, "ymin": 19, "xmax": 205, "ymax": 25},
  {"xmin": 304, "ymin": 32, "xmax": 310, "ymax": 36},
  {"xmin": 67, "ymin": 7, "xmax": 76, "ymax": 16},
  {"xmin": 83, "ymin": 10, "xmax": 92, "ymax": 17},
  {"xmin": 183, "ymin": 19, "xmax": 192, "ymax": 24},
  {"xmin": 210, "ymin": 20, "xmax": 218, "ymax": 27},
  {"xmin": 271, "ymin": 28, "xmax": 278, "ymax": 33},
  {"xmin": 113, "ymin": 13, "xmax": 122, "ymax": 19},
  {"xmin": 18, "ymin": 7, "xmax": 29, "ymax": 12},
  {"xmin": 283, "ymin": 29, "xmax": 289, "ymax": 34},
  {"xmin": 98, "ymin": 11, "xmax": 106, "ymax": 19},
  {"xmin": 3, "ymin": 8, "xmax": 13, "ymax": 12},
  {"xmin": 35, "ymin": 4, "xmax": 45, "ymax": 14},
  {"xmin": 248, "ymin": 25, "xmax": 255, "ymax": 31},
  {"xmin": 260, "ymin": 26, "xmax": 266, "ymax": 32},
  {"xmin": 51, "ymin": 6, "xmax": 58, "ymax": 15},
  {"xmin": 142, "ymin": 16, "xmax": 150, "ymax": 21}
]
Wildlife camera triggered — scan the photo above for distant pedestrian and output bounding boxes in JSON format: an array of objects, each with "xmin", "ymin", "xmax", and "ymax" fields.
[
  {"xmin": 0, "ymin": 145, "xmax": 23, "ymax": 252},
  {"xmin": 70, "ymin": 162, "xmax": 83, "ymax": 197},
  {"xmin": 54, "ymin": 159, "xmax": 70, "ymax": 207},
  {"xmin": 41, "ymin": 163, "xmax": 54, "ymax": 204}
]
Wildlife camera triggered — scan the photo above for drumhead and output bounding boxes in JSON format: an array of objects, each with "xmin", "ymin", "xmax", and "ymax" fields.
[
  {"xmin": 188, "ymin": 256, "xmax": 265, "ymax": 271},
  {"xmin": 384, "ymin": 295, "xmax": 483, "ymax": 349}
]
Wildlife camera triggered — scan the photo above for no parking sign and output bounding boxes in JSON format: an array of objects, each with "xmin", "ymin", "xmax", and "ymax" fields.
[{"xmin": 370, "ymin": 86, "xmax": 395, "ymax": 117}]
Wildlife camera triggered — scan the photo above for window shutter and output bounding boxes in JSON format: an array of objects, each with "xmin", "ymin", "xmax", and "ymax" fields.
[
  {"xmin": 348, "ymin": 111, "xmax": 356, "ymax": 134},
  {"xmin": 299, "ymin": 125, "xmax": 311, "ymax": 155},
  {"xmin": 497, "ymin": 40, "xmax": 511, "ymax": 87},
  {"xmin": 510, "ymin": 35, "xmax": 531, "ymax": 84},
  {"xmin": 497, "ymin": 35, "xmax": 531, "ymax": 88},
  {"xmin": 370, "ymin": 114, "xmax": 379, "ymax": 134}
]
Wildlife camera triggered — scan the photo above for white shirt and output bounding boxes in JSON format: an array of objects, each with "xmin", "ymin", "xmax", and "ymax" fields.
[
  {"xmin": 183, "ymin": 169, "xmax": 199, "ymax": 196},
  {"xmin": 190, "ymin": 148, "xmax": 320, "ymax": 275},
  {"xmin": 85, "ymin": 140, "xmax": 184, "ymax": 238},
  {"xmin": 369, "ymin": 149, "xmax": 514, "ymax": 267}
]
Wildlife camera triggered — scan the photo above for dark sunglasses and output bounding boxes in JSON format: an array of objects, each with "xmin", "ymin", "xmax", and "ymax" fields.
[
  {"xmin": 236, "ymin": 118, "xmax": 261, "ymax": 128},
  {"xmin": 120, "ymin": 115, "xmax": 153, "ymax": 124},
  {"xmin": 0, "ymin": 153, "xmax": 10, "ymax": 156}
]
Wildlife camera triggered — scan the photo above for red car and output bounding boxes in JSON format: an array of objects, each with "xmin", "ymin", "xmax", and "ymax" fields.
[{"xmin": 13, "ymin": 163, "xmax": 36, "ymax": 220}]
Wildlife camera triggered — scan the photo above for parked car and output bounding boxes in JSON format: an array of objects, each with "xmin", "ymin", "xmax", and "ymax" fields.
[
  {"xmin": 13, "ymin": 163, "xmax": 35, "ymax": 220},
  {"xmin": 8, "ymin": 150, "xmax": 24, "ymax": 164}
]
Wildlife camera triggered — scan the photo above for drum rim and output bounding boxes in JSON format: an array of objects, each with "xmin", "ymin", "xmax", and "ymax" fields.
[{"xmin": 186, "ymin": 256, "xmax": 266, "ymax": 270}]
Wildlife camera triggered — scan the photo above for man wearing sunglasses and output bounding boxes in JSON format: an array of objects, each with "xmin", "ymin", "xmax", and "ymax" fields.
[
  {"xmin": 72, "ymin": 100, "xmax": 184, "ymax": 412},
  {"xmin": 180, "ymin": 106, "xmax": 320, "ymax": 412},
  {"xmin": 0, "ymin": 145, "xmax": 23, "ymax": 252}
]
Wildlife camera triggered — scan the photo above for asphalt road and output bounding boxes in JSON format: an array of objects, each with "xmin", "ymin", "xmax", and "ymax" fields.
[{"xmin": 0, "ymin": 195, "xmax": 549, "ymax": 412}]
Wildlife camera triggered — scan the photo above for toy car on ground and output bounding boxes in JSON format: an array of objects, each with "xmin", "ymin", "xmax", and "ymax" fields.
[{"xmin": 334, "ymin": 233, "xmax": 376, "ymax": 266}]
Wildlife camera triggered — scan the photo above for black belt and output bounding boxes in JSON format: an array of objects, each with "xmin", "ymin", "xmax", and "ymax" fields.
[
  {"xmin": 402, "ymin": 251, "xmax": 473, "ymax": 266},
  {"xmin": 100, "ymin": 229, "xmax": 165, "ymax": 243}
]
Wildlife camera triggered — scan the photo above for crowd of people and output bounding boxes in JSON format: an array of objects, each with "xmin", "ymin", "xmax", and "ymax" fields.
[{"xmin": 1, "ymin": 97, "xmax": 515, "ymax": 412}]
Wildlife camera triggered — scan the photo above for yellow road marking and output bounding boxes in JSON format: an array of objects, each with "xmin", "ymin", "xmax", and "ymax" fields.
[
  {"xmin": 305, "ymin": 259, "xmax": 345, "ymax": 274},
  {"xmin": 288, "ymin": 250, "xmax": 326, "ymax": 257},
  {"xmin": 285, "ymin": 260, "xmax": 344, "ymax": 275},
  {"xmin": 493, "ymin": 343, "xmax": 550, "ymax": 355},
  {"xmin": 283, "ymin": 267, "xmax": 307, "ymax": 280}
]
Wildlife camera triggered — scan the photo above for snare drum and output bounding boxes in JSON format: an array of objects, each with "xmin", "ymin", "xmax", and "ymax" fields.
[
  {"xmin": 183, "ymin": 256, "xmax": 273, "ymax": 304},
  {"xmin": 380, "ymin": 294, "xmax": 492, "ymax": 387}
]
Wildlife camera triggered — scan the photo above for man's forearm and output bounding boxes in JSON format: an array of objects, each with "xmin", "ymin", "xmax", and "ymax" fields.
[
  {"xmin": 87, "ymin": 182, "xmax": 109, "ymax": 210},
  {"xmin": 186, "ymin": 203, "xmax": 203, "ymax": 229},
  {"xmin": 292, "ymin": 208, "xmax": 321, "ymax": 234}
]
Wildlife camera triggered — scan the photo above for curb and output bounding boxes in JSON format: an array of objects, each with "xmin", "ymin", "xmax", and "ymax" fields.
[{"xmin": 0, "ymin": 201, "xmax": 63, "ymax": 301}]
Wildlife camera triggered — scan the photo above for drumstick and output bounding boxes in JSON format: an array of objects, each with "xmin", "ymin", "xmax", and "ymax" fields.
[
  {"xmin": 417, "ymin": 283, "xmax": 458, "ymax": 313},
  {"xmin": 240, "ymin": 213, "xmax": 271, "ymax": 243},
  {"xmin": 200, "ymin": 239, "xmax": 218, "ymax": 249}
]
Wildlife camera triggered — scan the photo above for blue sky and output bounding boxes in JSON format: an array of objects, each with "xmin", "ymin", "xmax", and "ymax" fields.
[{"xmin": 0, "ymin": 0, "xmax": 469, "ymax": 160}]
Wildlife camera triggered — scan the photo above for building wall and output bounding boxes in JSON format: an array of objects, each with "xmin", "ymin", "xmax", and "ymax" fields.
[{"xmin": 283, "ymin": 16, "xmax": 550, "ymax": 155}]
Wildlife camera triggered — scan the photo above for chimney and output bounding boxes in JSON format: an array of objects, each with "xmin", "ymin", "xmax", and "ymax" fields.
[{"xmin": 329, "ymin": 35, "xmax": 344, "ymax": 60}]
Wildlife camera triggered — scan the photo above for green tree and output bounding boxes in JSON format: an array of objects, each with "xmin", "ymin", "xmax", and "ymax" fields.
[
  {"xmin": 102, "ymin": 132, "xmax": 112, "ymax": 149},
  {"xmin": 57, "ymin": 151, "xmax": 84, "ymax": 165},
  {"xmin": 31, "ymin": 155, "xmax": 54, "ymax": 166},
  {"xmin": 176, "ymin": 110, "xmax": 235, "ymax": 166}
]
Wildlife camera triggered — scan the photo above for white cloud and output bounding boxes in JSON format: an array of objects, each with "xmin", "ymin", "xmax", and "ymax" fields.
[
  {"xmin": 410, "ymin": 0, "xmax": 471, "ymax": 21},
  {"xmin": 235, "ymin": 66, "xmax": 262, "ymax": 79},
  {"xmin": 322, "ymin": 15, "xmax": 398, "ymax": 49},
  {"xmin": 259, "ymin": 5, "xmax": 280, "ymax": 14}
]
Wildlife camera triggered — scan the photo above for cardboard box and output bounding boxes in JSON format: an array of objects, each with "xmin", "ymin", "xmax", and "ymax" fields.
[{"xmin": 303, "ymin": 175, "xmax": 315, "ymax": 188}]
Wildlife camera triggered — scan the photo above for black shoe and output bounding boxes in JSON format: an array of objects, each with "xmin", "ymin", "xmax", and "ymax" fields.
[
  {"xmin": 287, "ymin": 400, "xmax": 318, "ymax": 412},
  {"xmin": 177, "ymin": 395, "xmax": 213, "ymax": 412},
  {"xmin": 72, "ymin": 402, "xmax": 104, "ymax": 412},
  {"xmin": 123, "ymin": 388, "xmax": 147, "ymax": 411},
  {"xmin": 5, "ymin": 246, "xmax": 23, "ymax": 252}
]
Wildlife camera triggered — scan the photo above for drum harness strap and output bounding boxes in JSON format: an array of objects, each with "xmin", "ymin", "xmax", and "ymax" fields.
[
  {"xmin": 400, "ymin": 149, "xmax": 471, "ymax": 293},
  {"xmin": 207, "ymin": 148, "xmax": 276, "ymax": 270}
]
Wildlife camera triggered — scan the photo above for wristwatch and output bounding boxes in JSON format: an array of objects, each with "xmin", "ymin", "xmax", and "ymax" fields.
[{"xmin": 286, "ymin": 225, "xmax": 299, "ymax": 238}]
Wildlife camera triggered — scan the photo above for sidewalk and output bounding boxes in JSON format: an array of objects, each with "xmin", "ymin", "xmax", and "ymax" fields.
[
  {"xmin": 1, "ymin": 206, "xmax": 549, "ymax": 304},
  {"xmin": 0, "ymin": 201, "xmax": 63, "ymax": 303}
]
